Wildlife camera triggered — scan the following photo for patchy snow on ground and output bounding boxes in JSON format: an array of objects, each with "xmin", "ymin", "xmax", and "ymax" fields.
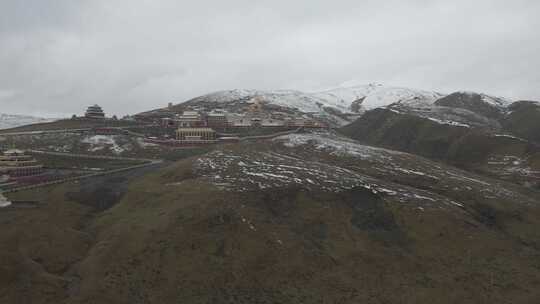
[
  {"xmin": 274, "ymin": 132, "xmax": 535, "ymax": 204},
  {"xmin": 81, "ymin": 135, "xmax": 125, "ymax": 154},
  {"xmin": 457, "ymin": 91, "xmax": 512, "ymax": 108},
  {"xmin": 486, "ymin": 155, "xmax": 540, "ymax": 180},
  {"xmin": 193, "ymin": 147, "xmax": 465, "ymax": 208},
  {"xmin": 425, "ymin": 117, "xmax": 470, "ymax": 128},
  {"xmin": 136, "ymin": 137, "xmax": 159, "ymax": 148},
  {"xmin": 492, "ymin": 134, "xmax": 528, "ymax": 142},
  {"xmin": 275, "ymin": 132, "xmax": 401, "ymax": 161}
]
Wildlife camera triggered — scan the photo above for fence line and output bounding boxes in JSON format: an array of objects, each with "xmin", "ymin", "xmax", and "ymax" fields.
[
  {"xmin": 28, "ymin": 150, "xmax": 155, "ymax": 162},
  {"xmin": 2, "ymin": 151, "xmax": 162, "ymax": 194}
]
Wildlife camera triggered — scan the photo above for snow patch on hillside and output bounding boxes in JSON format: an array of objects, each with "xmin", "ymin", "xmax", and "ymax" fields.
[
  {"xmin": 81, "ymin": 135, "xmax": 125, "ymax": 154},
  {"xmin": 425, "ymin": 117, "xmax": 470, "ymax": 128},
  {"xmin": 194, "ymin": 147, "xmax": 467, "ymax": 208},
  {"xmin": 492, "ymin": 134, "xmax": 528, "ymax": 142},
  {"xmin": 275, "ymin": 132, "xmax": 402, "ymax": 160},
  {"xmin": 271, "ymin": 132, "xmax": 534, "ymax": 204},
  {"xmin": 458, "ymin": 91, "xmax": 512, "ymax": 108}
]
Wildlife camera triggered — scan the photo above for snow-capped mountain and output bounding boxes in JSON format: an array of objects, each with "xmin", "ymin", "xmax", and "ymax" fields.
[
  {"xmin": 161, "ymin": 83, "xmax": 522, "ymax": 129},
  {"xmin": 0, "ymin": 113, "xmax": 53, "ymax": 130},
  {"xmin": 310, "ymin": 83, "xmax": 445, "ymax": 112},
  {"xmin": 184, "ymin": 84, "xmax": 444, "ymax": 115}
]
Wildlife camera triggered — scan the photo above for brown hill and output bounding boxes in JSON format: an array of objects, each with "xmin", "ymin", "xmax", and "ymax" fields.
[{"xmin": 1, "ymin": 134, "xmax": 540, "ymax": 303}]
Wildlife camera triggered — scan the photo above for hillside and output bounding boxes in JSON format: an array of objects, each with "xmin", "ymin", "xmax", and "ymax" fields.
[
  {"xmin": 2, "ymin": 132, "xmax": 540, "ymax": 303},
  {"xmin": 340, "ymin": 108, "xmax": 540, "ymax": 188},
  {"xmin": 434, "ymin": 92, "xmax": 510, "ymax": 120},
  {"xmin": 1, "ymin": 85, "xmax": 539, "ymax": 303},
  {"xmin": 502, "ymin": 101, "xmax": 540, "ymax": 143}
]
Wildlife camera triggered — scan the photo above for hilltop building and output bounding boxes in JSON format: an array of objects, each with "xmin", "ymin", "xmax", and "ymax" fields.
[
  {"xmin": 176, "ymin": 128, "xmax": 217, "ymax": 144},
  {"xmin": 85, "ymin": 104, "xmax": 106, "ymax": 119},
  {"xmin": 0, "ymin": 149, "xmax": 44, "ymax": 178},
  {"xmin": 161, "ymin": 111, "xmax": 205, "ymax": 128},
  {"xmin": 206, "ymin": 110, "xmax": 228, "ymax": 128},
  {"xmin": 178, "ymin": 111, "xmax": 204, "ymax": 127}
]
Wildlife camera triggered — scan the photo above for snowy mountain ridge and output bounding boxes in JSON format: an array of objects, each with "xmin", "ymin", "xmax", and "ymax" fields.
[
  {"xmin": 310, "ymin": 83, "xmax": 445, "ymax": 112},
  {"xmin": 0, "ymin": 113, "xmax": 53, "ymax": 130},
  {"xmin": 184, "ymin": 84, "xmax": 446, "ymax": 115},
  {"xmin": 178, "ymin": 84, "xmax": 522, "ymax": 128}
]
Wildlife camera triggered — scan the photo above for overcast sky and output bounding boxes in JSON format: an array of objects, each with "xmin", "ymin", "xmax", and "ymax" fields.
[{"xmin": 1, "ymin": 0, "xmax": 539, "ymax": 117}]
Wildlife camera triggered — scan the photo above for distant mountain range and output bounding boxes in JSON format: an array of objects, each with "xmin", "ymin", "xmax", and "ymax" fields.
[
  {"xmin": 182, "ymin": 83, "xmax": 445, "ymax": 114},
  {"xmin": 0, "ymin": 113, "xmax": 54, "ymax": 130},
  {"xmin": 2, "ymin": 83, "xmax": 536, "ymax": 133},
  {"xmin": 158, "ymin": 83, "xmax": 518, "ymax": 128}
]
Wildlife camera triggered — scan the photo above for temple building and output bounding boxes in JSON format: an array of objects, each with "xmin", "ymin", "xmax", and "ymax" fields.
[
  {"xmin": 0, "ymin": 149, "xmax": 44, "ymax": 178},
  {"xmin": 85, "ymin": 104, "xmax": 106, "ymax": 119},
  {"xmin": 176, "ymin": 128, "xmax": 217, "ymax": 144},
  {"xmin": 206, "ymin": 111, "xmax": 228, "ymax": 128},
  {"xmin": 227, "ymin": 114, "xmax": 252, "ymax": 128},
  {"xmin": 177, "ymin": 111, "xmax": 204, "ymax": 127},
  {"xmin": 160, "ymin": 111, "xmax": 205, "ymax": 128}
]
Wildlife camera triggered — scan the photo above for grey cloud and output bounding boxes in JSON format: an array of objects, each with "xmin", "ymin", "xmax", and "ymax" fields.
[{"xmin": 0, "ymin": 0, "xmax": 539, "ymax": 116}]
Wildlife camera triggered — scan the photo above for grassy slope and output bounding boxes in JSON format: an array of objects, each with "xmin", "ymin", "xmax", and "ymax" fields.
[
  {"xmin": 340, "ymin": 109, "xmax": 540, "ymax": 187},
  {"xmin": 1, "ymin": 149, "xmax": 540, "ymax": 303},
  {"xmin": 340, "ymin": 109, "xmax": 470, "ymax": 160},
  {"xmin": 502, "ymin": 101, "xmax": 540, "ymax": 144},
  {"xmin": 0, "ymin": 130, "xmax": 214, "ymax": 161}
]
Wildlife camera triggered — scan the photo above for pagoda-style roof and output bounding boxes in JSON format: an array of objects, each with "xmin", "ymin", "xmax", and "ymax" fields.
[{"xmin": 85, "ymin": 104, "xmax": 106, "ymax": 118}]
